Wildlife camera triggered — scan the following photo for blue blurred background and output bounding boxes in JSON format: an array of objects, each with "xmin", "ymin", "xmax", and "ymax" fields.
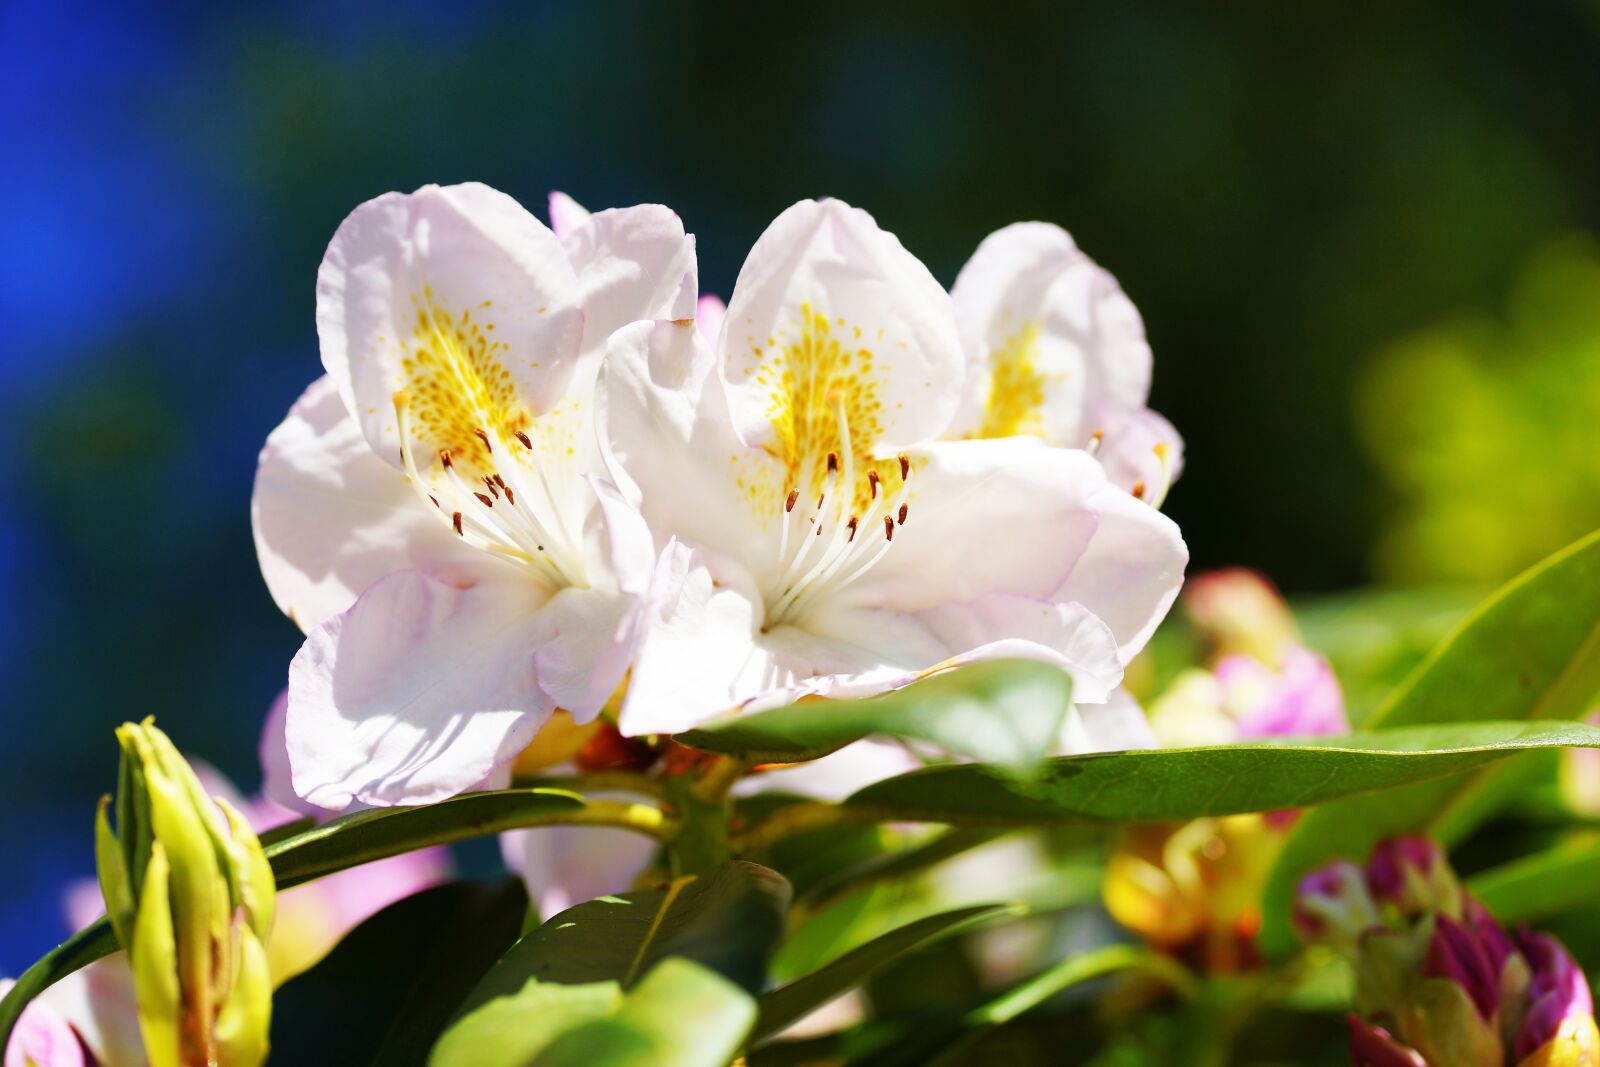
[{"xmin": 3, "ymin": 0, "xmax": 1598, "ymax": 971}]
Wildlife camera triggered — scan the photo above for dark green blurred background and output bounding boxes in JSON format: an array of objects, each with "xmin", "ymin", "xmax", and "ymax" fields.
[{"xmin": 3, "ymin": 0, "xmax": 1598, "ymax": 970}]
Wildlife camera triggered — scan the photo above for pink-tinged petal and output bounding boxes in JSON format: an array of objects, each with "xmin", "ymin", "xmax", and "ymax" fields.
[
  {"xmin": 2, "ymin": 979, "xmax": 85, "ymax": 1067},
  {"xmin": 855, "ymin": 438, "xmax": 1105, "ymax": 611},
  {"xmin": 719, "ymin": 198, "xmax": 965, "ymax": 452},
  {"xmin": 35, "ymin": 962, "xmax": 141, "ymax": 1067},
  {"xmin": 533, "ymin": 586, "xmax": 638, "ymax": 722},
  {"xmin": 1091, "ymin": 404, "xmax": 1185, "ymax": 498},
  {"xmin": 1052, "ymin": 479, "xmax": 1188, "ymax": 662},
  {"xmin": 736, "ymin": 739, "xmax": 922, "ymax": 802},
  {"xmin": 601, "ymin": 319, "xmax": 775, "ymax": 569},
  {"xmin": 914, "ymin": 595, "xmax": 1124, "ymax": 706},
  {"xmin": 1293, "ymin": 860, "xmax": 1379, "ymax": 944},
  {"xmin": 547, "ymin": 191, "xmax": 592, "ymax": 238},
  {"xmin": 617, "ymin": 542, "xmax": 768, "ymax": 736},
  {"xmin": 696, "ymin": 293, "xmax": 726, "ymax": 348},
  {"xmin": 1059, "ymin": 688, "xmax": 1157, "ymax": 755},
  {"xmin": 1366, "ymin": 835, "xmax": 1449, "ymax": 912},
  {"xmin": 1184, "ymin": 567, "xmax": 1298, "ymax": 666},
  {"xmin": 286, "ymin": 566, "xmax": 558, "ymax": 808},
  {"xmin": 1348, "ymin": 1015, "xmax": 1429, "ymax": 1067},
  {"xmin": 949, "ymin": 221, "xmax": 1152, "ymax": 444},
  {"xmin": 252, "ymin": 374, "xmax": 479, "ymax": 632},
  {"xmin": 560, "ymin": 204, "xmax": 698, "ymax": 349},
  {"xmin": 259, "ymin": 689, "xmax": 322, "ymax": 817},
  {"xmin": 316, "ymin": 182, "xmax": 584, "ymax": 466},
  {"xmin": 502, "ymin": 817, "xmax": 656, "ymax": 918},
  {"xmin": 1227, "ymin": 647, "xmax": 1349, "ymax": 739}
]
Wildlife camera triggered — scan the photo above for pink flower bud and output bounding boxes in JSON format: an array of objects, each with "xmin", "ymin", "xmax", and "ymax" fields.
[
  {"xmin": 1514, "ymin": 930, "xmax": 1595, "ymax": 1062},
  {"xmin": 1348, "ymin": 1015, "xmax": 1429, "ymax": 1067},
  {"xmin": 1424, "ymin": 914, "xmax": 1501, "ymax": 1021},
  {"xmin": 1367, "ymin": 836, "xmax": 1454, "ymax": 916},
  {"xmin": 1295, "ymin": 860, "xmax": 1380, "ymax": 944}
]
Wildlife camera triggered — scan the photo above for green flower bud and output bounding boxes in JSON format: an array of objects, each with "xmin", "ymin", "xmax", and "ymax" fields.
[{"xmin": 96, "ymin": 719, "xmax": 276, "ymax": 1067}]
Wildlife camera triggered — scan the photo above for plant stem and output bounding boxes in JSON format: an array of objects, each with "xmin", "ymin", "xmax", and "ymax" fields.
[
  {"xmin": 512, "ymin": 770, "xmax": 666, "ymax": 800},
  {"xmin": 729, "ymin": 801, "xmax": 902, "ymax": 854}
]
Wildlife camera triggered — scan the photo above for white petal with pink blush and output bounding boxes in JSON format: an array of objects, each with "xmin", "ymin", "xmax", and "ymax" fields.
[
  {"xmin": 601, "ymin": 200, "xmax": 1183, "ymax": 744},
  {"xmin": 254, "ymin": 182, "xmax": 695, "ymax": 808}
]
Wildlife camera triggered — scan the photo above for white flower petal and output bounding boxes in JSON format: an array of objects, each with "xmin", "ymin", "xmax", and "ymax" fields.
[
  {"xmin": 617, "ymin": 542, "xmax": 769, "ymax": 737},
  {"xmin": 286, "ymin": 567, "xmax": 557, "ymax": 808},
  {"xmin": 950, "ymin": 221, "xmax": 1151, "ymax": 444},
  {"xmin": 696, "ymin": 292, "xmax": 726, "ymax": 348},
  {"xmin": 34, "ymin": 962, "xmax": 141, "ymax": 1067},
  {"xmin": 1053, "ymin": 482, "xmax": 1188, "ymax": 661},
  {"xmin": 316, "ymin": 182, "xmax": 584, "ymax": 468},
  {"xmin": 547, "ymin": 190, "xmax": 592, "ymax": 238},
  {"xmin": 252, "ymin": 374, "xmax": 477, "ymax": 631},
  {"xmin": 1059, "ymin": 688, "xmax": 1157, "ymax": 755},
  {"xmin": 734, "ymin": 738, "xmax": 922, "ymax": 802},
  {"xmin": 601, "ymin": 319, "xmax": 775, "ymax": 569},
  {"xmin": 1091, "ymin": 404, "xmax": 1185, "ymax": 498},
  {"xmin": 916, "ymin": 595, "xmax": 1124, "ymax": 706},
  {"xmin": 719, "ymin": 198, "xmax": 965, "ymax": 454},
  {"xmin": 852, "ymin": 438, "xmax": 1105, "ymax": 612},
  {"xmin": 560, "ymin": 203, "xmax": 698, "ymax": 349},
  {"xmin": 502, "ymin": 812, "xmax": 657, "ymax": 917}
]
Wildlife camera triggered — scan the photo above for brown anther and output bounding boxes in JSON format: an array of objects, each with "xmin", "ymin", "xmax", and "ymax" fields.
[
  {"xmin": 474, "ymin": 427, "xmax": 493, "ymax": 451},
  {"xmin": 826, "ymin": 451, "xmax": 839, "ymax": 476},
  {"xmin": 785, "ymin": 489, "xmax": 799, "ymax": 513},
  {"xmin": 846, "ymin": 516, "xmax": 859, "ymax": 541},
  {"xmin": 897, "ymin": 503, "xmax": 908, "ymax": 525},
  {"xmin": 867, "ymin": 470, "xmax": 881, "ymax": 496},
  {"xmin": 816, "ymin": 493, "xmax": 826, "ymax": 511},
  {"xmin": 483, "ymin": 476, "xmax": 500, "ymax": 498},
  {"xmin": 514, "ymin": 430, "xmax": 533, "ymax": 449},
  {"xmin": 429, "ymin": 496, "xmax": 441, "ymax": 510},
  {"xmin": 439, "ymin": 448, "xmax": 454, "ymax": 469},
  {"xmin": 452, "ymin": 512, "xmax": 464, "ymax": 535},
  {"xmin": 898, "ymin": 454, "xmax": 910, "ymax": 480},
  {"xmin": 474, "ymin": 492, "xmax": 494, "ymax": 507},
  {"xmin": 884, "ymin": 515, "xmax": 895, "ymax": 541},
  {"xmin": 1090, "ymin": 429, "xmax": 1105, "ymax": 447},
  {"xmin": 1131, "ymin": 481, "xmax": 1147, "ymax": 500}
]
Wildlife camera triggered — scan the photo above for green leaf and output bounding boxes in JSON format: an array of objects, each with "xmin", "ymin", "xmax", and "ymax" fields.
[
  {"xmin": 458, "ymin": 861, "xmax": 790, "ymax": 1017},
  {"xmin": 843, "ymin": 720, "xmax": 1600, "ymax": 824},
  {"xmin": 752, "ymin": 904, "xmax": 1015, "ymax": 1043},
  {"xmin": 271, "ymin": 878, "xmax": 529, "ymax": 1067},
  {"xmin": 429, "ymin": 980, "xmax": 623, "ymax": 1067},
  {"xmin": 678, "ymin": 659, "xmax": 1071, "ymax": 766},
  {"xmin": 1259, "ymin": 528, "xmax": 1600, "ymax": 955},
  {"xmin": 531, "ymin": 958, "xmax": 756, "ymax": 1067},
  {"xmin": 267, "ymin": 787, "xmax": 587, "ymax": 889},
  {"xmin": 0, "ymin": 920, "xmax": 118, "ymax": 1057},
  {"xmin": 1469, "ymin": 834, "xmax": 1600, "ymax": 925}
]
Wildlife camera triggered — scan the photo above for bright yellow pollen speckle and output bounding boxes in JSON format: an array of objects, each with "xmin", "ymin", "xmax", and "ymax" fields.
[
  {"xmin": 401, "ymin": 294, "xmax": 528, "ymax": 471},
  {"xmin": 975, "ymin": 321, "xmax": 1055, "ymax": 440},
  {"xmin": 756, "ymin": 304, "xmax": 896, "ymax": 515}
]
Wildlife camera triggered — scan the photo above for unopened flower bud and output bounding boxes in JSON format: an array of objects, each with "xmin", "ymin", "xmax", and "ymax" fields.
[
  {"xmin": 1348, "ymin": 1015, "xmax": 1427, "ymax": 1067},
  {"xmin": 1184, "ymin": 568, "xmax": 1299, "ymax": 666},
  {"xmin": 1513, "ymin": 931, "xmax": 1599, "ymax": 1066},
  {"xmin": 1294, "ymin": 860, "xmax": 1380, "ymax": 949},
  {"xmin": 1367, "ymin": 836, "xmax": 1460, "ymax": 919},
  {"xmin": 96, "ymin": 719, "xmax": 275, "ymax": 1067}
]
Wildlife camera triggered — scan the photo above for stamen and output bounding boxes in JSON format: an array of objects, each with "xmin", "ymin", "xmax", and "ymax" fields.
[
  {"xmin": 452, "ymin": 512, "xmax": 464, "ymax": 535},
  {"xmin": 473, "ymin": 427, "xmax": 493, "ymax": 452},
  {"xmin": 867, "ymin": 470, "xmax": 880, "ymax": 497},
  {"xmin": 785, "ymin": 489, "xmax": 799, "ymax": 513},
  {"xmin": 474, "ymin": 492, "xmax": 494, "ymax": 508},
  {"xmin": 515, "ymin": 430, "xmax": 533, "ymax": 449},
  {"xmin": 898, "ymin": 454, "xmax": 910, "ymax": 480},
  {"xmin": 884, "ymin": 515, "xmax": 895, "ymax": 541},
  {"xmin": 1131, "ymin": 481, "xmax": 1146, "ymax": 500},
  {"xmin": 1087, "ymin": 430, "xmax": 1104, "ymax": 456},
  {"xmin": 897, "ymin": 503, "xmax": 908, "ymax": 525},
  {"xmin": 846, "ymin": 516, "xmax": 858, "ymax": 541},
  {"xmin": 826, "ymin": 451, "xmax": 839, "ymax": 476},
  {"xmin": 1145, "ymin": 442, "xmax": 1175, "ymax": 509},
  {"xmin": 439, "ymin": 448, "xmax": 454, "ymax": 469}
]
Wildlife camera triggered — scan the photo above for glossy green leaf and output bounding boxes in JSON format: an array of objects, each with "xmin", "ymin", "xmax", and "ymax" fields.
[
  {"xmin": 1469, "ymin": 835, "xmax": 1600, "ymax": 925},
  {"xmin": 531, "ymin": 958, "xmax": 756, "ymax": 1067},
  {"xmin": 267, "ymin": 787, "xmax": 587, "ymax": 889},
  {"xmin": 0, "ymin": 787, "xmax": 607, "ymax": 1050},
  {"xmin": 1260, "ymin": 528, "xmax": 1600, "ymax": 955},
  {"xmin": 752, "ymin": 904, "xmax": 1015, "ymax": 1043},
  {"xmin": 271, "ymin": 878, "xmax": 529, "ymax": 1067},
  {"xmin": 678, "ymin": 659, "xmax": 1071, "ymax": 766},
  {"xmin": 844, "ymin": 720, "xmax": 1600, "ymax": 824},
  {"xmin": 429, "ymin": 979, "xmax": 623, "ymax": 1067},
  {"xmin": 458, "ymin": 861, "xmax": 790, "ymax": 1020}
]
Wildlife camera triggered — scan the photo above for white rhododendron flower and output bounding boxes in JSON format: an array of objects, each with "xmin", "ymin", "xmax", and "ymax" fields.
[
  {"xmin": 950, "ymin": 222, "xmax": 1183, "ymax": 499},
  {"xmin": 601, "ymin": 198, "xmax": 1187, "ymax": 739},
  {"xmin": 253, "ymin": 182, "xmax": 693, "ymax": 808}
]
